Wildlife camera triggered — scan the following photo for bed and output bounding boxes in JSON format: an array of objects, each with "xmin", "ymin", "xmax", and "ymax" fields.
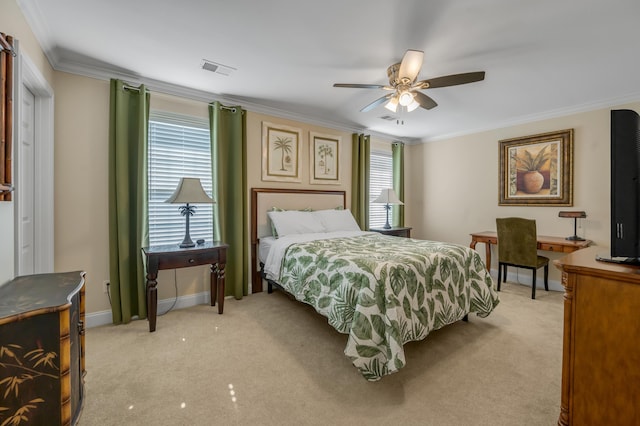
[{"xmin": 251, "ymin": 188, "xmax": 499, "ymax": 381}]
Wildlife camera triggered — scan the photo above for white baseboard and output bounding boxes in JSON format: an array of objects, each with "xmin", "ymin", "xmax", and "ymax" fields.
[
  {"xmin": 85, "ymin": 291, "xmax": 212, "ymax": 328},
  {"xmin": 85, "ymin": 269, "xmax": 562, "ymax": 328},
  {"xmin": 490, "ymin": 268, "xmax": 564, "ymax": 292}
]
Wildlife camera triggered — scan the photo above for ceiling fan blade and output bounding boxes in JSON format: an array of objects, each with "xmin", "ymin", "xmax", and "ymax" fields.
[
  {"xmin": 414, "ymin": 91, "xmax": 438, "ymax": 110},
  {"xmin": 397, "ymin": 49, "xmax": 424, "ymax": 83},
  {"xmin": 333, "ymin": 83, "xmax": 386, "ymax": 89},
  {"xmin": 360, "ymin": 94, "xmax": 393, "ymax": 112},
  {"xmin": 417, "ymin": 71, "xmax": 485, "ymax": 89}
]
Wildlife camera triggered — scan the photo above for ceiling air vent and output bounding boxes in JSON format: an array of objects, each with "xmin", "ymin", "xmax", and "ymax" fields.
[{"xmin": 201, "ymin": 59, "xmax": 236, "ymax": 76}]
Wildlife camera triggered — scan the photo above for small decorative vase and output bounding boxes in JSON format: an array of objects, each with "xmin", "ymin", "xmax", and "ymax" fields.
[{"xmin": 523, "ymin": 171, "xmax": 544, "ymax": 194}]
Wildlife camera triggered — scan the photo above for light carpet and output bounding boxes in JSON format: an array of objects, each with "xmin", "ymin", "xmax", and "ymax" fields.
[{"xmin": 80, "ymin": 281, "xmax": 563, "ymax": 426}]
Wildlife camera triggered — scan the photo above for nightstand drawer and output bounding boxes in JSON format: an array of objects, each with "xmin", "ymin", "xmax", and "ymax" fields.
[
  {"xmin": 369, "ymin": 227, "xmax": 412, "ymax": 238},
  {"xmin": 156, "ymin": 250, "xmax": 222, "ymax": 269}
]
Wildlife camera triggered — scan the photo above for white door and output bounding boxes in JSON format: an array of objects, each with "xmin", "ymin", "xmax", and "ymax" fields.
[{"xmin": 18, "ymin": 84, "xmax": 35, "ymax": 275}]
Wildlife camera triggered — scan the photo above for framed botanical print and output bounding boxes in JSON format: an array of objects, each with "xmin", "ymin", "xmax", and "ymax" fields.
[
  {"xmin": 261, "ymin": 122, "xmax": 302, "ymax": 182},
  {"xmin": 499, "ymin": 129, "xmax": 574, "ymax": 206},
  {"xmin": 309, "ymin": 132, "xmax": 341, "ymax": 185}
]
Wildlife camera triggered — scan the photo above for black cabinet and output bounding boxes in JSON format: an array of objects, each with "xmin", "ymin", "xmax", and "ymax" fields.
[{"xmin": 0, "ymin": 271, "xmax": 86, "ymax": 426}]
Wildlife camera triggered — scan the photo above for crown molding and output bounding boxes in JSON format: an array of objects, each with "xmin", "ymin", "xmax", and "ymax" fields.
[
  {"xmin": 18, "ymin": 0, "xmax": 404, "ymax": 143},
  {"xmin": 60, "ymin": 59, "xmax": 409, "ymax": 144},
  {"xmin": 424, "ymin": 91, "xmax": 640, "ymax": 143}
]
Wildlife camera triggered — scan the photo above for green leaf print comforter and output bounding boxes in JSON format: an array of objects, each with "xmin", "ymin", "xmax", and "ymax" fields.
[{"xmin": 272, "ymin": 232, "xmax": 499, "ymax": 381}]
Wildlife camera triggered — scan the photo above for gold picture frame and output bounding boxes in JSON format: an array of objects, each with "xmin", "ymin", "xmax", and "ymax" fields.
[
  {"xmin": 499, "ymin": 129, "xmax": 574, "ymax": 206},
  {"xmin": 261, "ymin": 122, "xmax": 302, "ymax": 182},
  {"xmin": 309, "ymin": 132, "xmax": 341, "ymax": 185}
]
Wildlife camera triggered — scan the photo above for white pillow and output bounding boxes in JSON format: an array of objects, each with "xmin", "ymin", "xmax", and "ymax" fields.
[
  {"xmin": 312, "ymin": 209, "xmax": 361, "ymax": 232},
  {"xmin": 267, "ymin": 210, "xmax": 325, "ymax": 238}
]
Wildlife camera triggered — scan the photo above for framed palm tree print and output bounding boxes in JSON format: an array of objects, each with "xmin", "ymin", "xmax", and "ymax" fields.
[
  {"xmin": 310, "ymin": 132, "xmax": 341, "ymax": 185},
  {"xmin": 261, "ymin": 122, "xmax": 302, "ymax": 182}
]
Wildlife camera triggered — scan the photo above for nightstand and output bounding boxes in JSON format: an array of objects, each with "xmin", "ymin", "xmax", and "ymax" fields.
[
  {"xmin": 369, "ymin": 226, "xmax": 412, "ymax": 238},
  {"xmin": 142, "ymin": 241, "xmax": 228, "ymax": 332}
]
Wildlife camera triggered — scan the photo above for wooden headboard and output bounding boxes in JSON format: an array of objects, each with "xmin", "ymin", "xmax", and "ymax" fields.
[{"xmin": 250, "ymin": 187, "xmax": 347, "ymax": 292}]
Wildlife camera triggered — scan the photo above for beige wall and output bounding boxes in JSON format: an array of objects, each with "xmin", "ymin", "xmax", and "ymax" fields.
[
  {"xmin": 405, "ymin": 102, "xmax": 640, "ymax": 285},
  {"xmin": 23, "ymin": 62, "xmax": 640, "ymax": 312},
  {"xmin": 6, "ymin": 0, "xmax": 637, "ymax": 313},
  {"xmin": 0, "ymin": 0, "xmax": 54, "ymax": 283},
  {"xmin": 52, "ymin": 74, "xmax": 377, "ymax": 315}
]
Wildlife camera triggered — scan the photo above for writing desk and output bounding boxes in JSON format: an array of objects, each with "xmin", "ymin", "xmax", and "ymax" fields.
[
  {"xmin": 470, "ymin": 231, "xmax": 591, "ymax": 271},
  {"xmin": 142, "ymin": 241, "xmax": 228, "ymax": 332}
]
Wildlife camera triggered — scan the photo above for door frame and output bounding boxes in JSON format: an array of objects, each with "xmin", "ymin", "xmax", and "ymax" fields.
[{"xmin": 14, "ymin": 43, "xmax": 54, "ymax": 275}]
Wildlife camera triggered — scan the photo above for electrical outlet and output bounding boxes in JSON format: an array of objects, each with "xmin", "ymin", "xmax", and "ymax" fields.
[{"xmin": 103, "ymin": 280, "xmax": 110, "ymax": 293}]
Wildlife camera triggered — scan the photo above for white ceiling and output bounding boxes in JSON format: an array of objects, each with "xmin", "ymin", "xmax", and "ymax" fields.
[{"xmin": 17, "ymin": 0, "xmax": 640, "ymax": 143}]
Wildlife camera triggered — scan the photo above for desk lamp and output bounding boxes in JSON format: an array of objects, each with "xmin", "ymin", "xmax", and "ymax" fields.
[
  {"xmin": 165, "ymin": 178, "xmax": 214, "ymax": 248},
  {"xmin": 373, "ymin": 188, "xmax": 404, "ymax": 229},
  {"xmin": 558, "ymin": 211, "xmax": 587, "ymax": 241}
]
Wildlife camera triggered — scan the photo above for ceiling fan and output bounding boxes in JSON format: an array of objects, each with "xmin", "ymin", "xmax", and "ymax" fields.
[{"xmin": 333, "ymin": 49, "xmax": 485, "ymax": 113}]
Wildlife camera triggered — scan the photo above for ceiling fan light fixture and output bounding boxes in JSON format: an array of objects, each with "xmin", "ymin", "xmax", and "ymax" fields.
[
  {"xmin": 398, "ymin": 91, "xmax": 414, "ymax": 107},
  {"xmin": 385, "ymin": 96, "xmax": 399, "ymax": 112},
  {"xmin": 406, "ymin": 100, "xmax": 421, "ymax": 112},
  {"xmin": 332, "ymin": 49, "xmax": 486, "ymax": 114}
]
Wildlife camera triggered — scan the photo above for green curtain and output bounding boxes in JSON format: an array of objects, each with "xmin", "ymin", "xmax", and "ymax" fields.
[
  {"xmin": 392, "ymin": 142, "xmax": 405, "ymax": 227},
  {"xmin": 108, "ymin": 79, "xmax": 150, "ymax": 324},
  {"xmin": 351, "ymin": 133, "xmax": 370, "ymax": 230},
  {"xmin": 209, "ymin": 101, "xmax": 248, "ymax": 299}
]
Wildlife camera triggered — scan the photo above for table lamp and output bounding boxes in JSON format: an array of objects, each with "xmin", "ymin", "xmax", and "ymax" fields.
[
  {"xmin": 558, "ymin": 211, "xmax": 587, "ymax": 241},
  {"xmin": 165, "ymin": 178, "xmax": 214, "ymax": 248},
  {"xmin": 373, "ymin": 188, "xmax": 404, "ymax": 229}
]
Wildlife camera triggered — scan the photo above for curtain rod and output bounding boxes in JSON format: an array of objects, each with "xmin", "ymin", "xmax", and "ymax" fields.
[
  {"xmin": 219, "ymin": 105, "xmax": 242, "ymax": 113},
  {"xmin": 122, "ymin": 83, "xmax": 147, "ymax": 93},
  {"xmin": 122, "ymin": 83, "xmax": 243, "ymax": 114}
]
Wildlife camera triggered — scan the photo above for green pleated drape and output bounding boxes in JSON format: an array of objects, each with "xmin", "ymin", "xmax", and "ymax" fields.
[
  {"xmin": 392, "ymin": 142, "xmax": 405, "ymax": 227},
  {"xmin": 209, "ymin": 101, "xmax": 248, "ymax": 299},
  {"xmin": 108, "ymin": 79, "xmax": 150, "ymax": 324},
  {"xmin": 351, "ymin": 133, "xmax": 370, "ymax": 230}
]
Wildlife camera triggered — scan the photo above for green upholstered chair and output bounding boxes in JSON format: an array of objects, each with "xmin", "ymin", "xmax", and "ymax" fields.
[{"xmin": 496, "ymin": 217, "xmax": 549, "ymax": 299}]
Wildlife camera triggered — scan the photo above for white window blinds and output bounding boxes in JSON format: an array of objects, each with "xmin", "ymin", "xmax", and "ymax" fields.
[
  {"xmin": 148, "ymin": 111, "xmax": 213, "ymax": 246},
  {"xmin": 369, "ymin": 150, "xmax": 394, "ymax": 228}
]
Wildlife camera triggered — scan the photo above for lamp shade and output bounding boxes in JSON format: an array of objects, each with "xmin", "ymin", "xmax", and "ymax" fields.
[
  {"xmin": 373, "ymin": 188, "xmax": 404, "ymax": 205},
  {"xmin": 165, "ymin": 178, "xmax": 214, "ymax": 204},
  {"xmin": 558, "ymin": 211, "xmax": 586, "ymax": 218},
  {"xmin": 558, "ymin": 210, "xmax": 587, "ymax": 241}
]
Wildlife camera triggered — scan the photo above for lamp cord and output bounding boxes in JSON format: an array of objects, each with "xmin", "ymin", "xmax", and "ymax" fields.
[
  {"xmin": 105, "ymin": 270, "xmax": 179, "ymax": 316},
  {"xmin": 157, "ymin": 269, "xmax": 178, "ymax": 316}
]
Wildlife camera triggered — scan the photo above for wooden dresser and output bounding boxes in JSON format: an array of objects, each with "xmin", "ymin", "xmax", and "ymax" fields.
[
  {"xmin": 0, "ymin": 271, "xmax": 86, "ymax": 426},
  {"xmin": 554, "ymin": 247, "xmax": 640, "ymax": 425}
]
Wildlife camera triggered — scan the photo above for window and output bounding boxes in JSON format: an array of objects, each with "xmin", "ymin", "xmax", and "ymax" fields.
[
  {"xmin": 369, "ymin": 150, "xmax": 394, "ymax": 228},
  {"xmin": 148, "ymin": 111, "xmax": 213, "ymax": 246}
]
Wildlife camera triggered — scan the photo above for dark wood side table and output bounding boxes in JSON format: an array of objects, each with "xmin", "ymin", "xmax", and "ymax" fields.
[
  {"xmin": 142, "ymin": 241, "xmax": 228, "ymax": 332},
  {"xmin": 369, "ymin": 226, "xmax": 412, "ymax": 238}
]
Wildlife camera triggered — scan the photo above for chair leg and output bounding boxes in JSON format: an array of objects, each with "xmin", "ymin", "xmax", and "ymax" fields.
[
  {"xmin": 544, "ymin": 264, "xmax": 549, "ymax": 291},
  {"xmin": 531, "ymin": 268, "xmax": 537, "ymax": 299},
  {"xmin": 497, "ymin": 262, "xmax": 502, "ymax": 291}
]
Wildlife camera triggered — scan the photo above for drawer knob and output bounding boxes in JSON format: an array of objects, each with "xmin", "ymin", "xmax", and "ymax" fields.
[{"xmin": 189, "ymin": 258, "xmax": 195, "ymax": 263}]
